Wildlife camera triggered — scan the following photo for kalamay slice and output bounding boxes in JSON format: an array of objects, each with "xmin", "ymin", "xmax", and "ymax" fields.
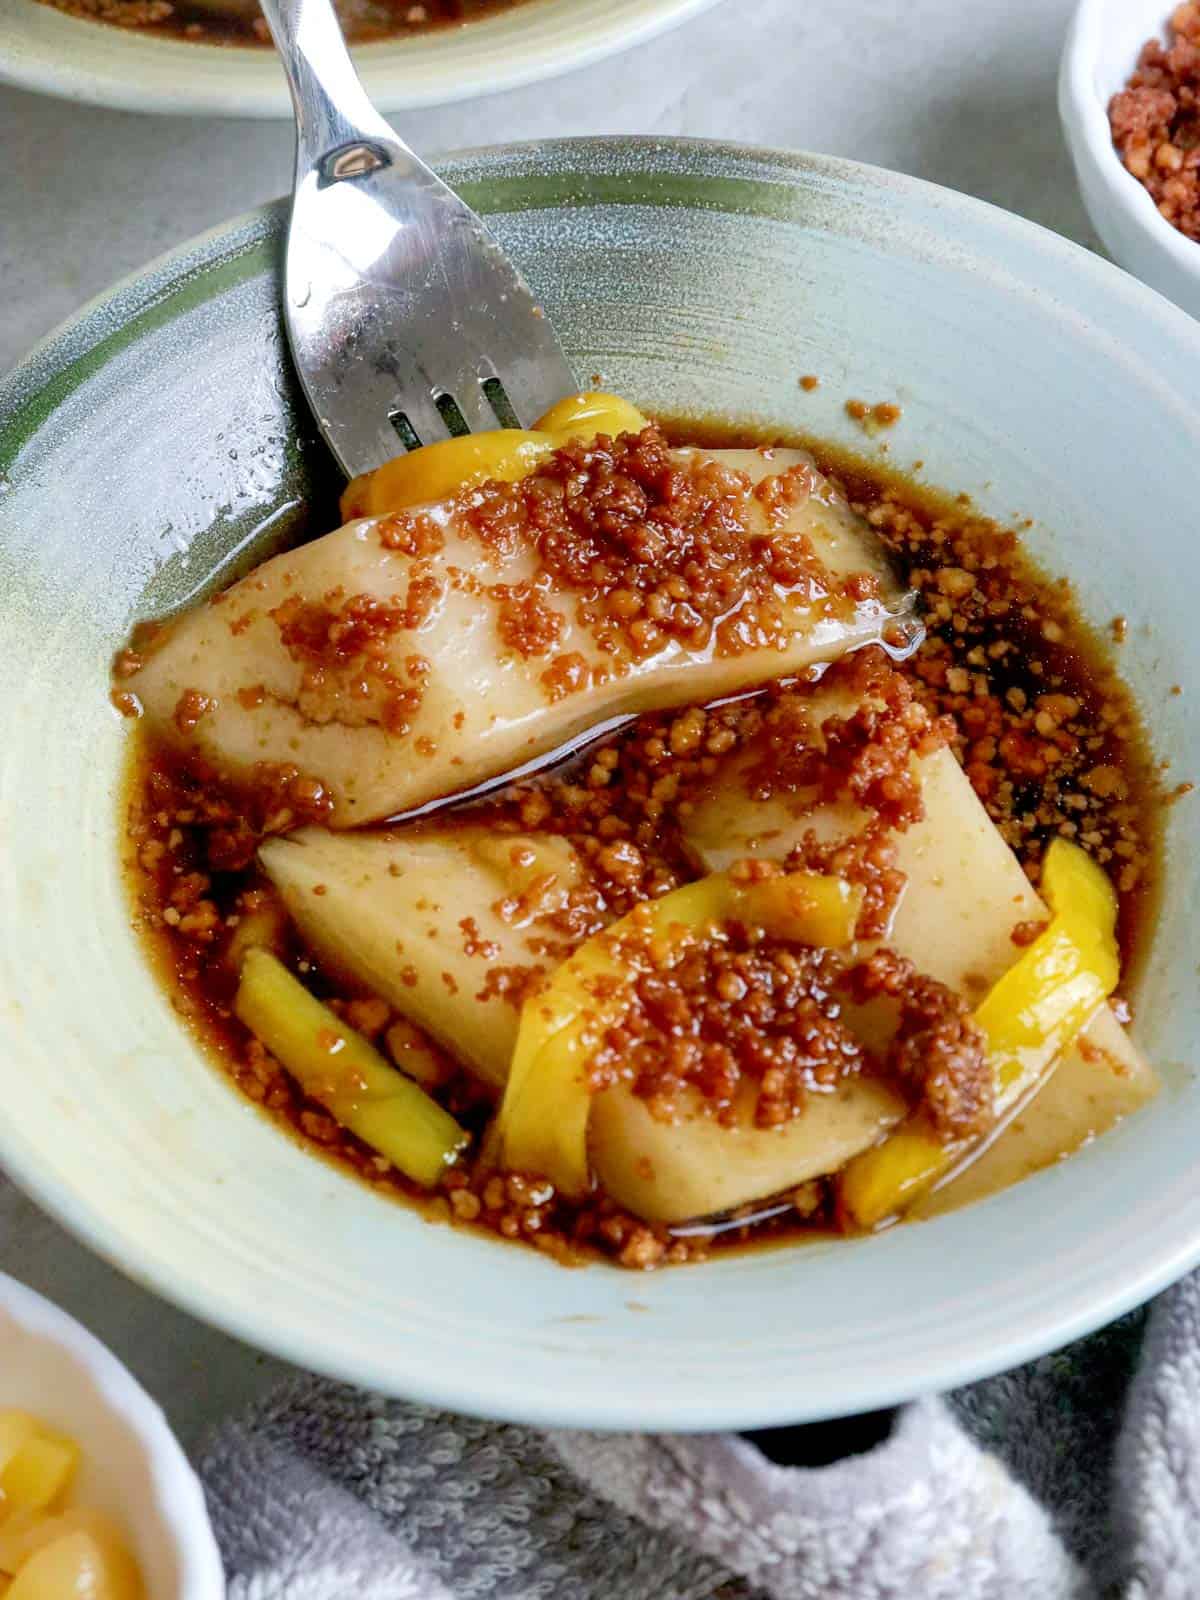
[
  {"xmin": 258, "ymin": 826, "xmax": 585, "ymax": 1094},
  {"xmin": 131, "ymin": 438, "xmax": 916, "ymax": 827}
]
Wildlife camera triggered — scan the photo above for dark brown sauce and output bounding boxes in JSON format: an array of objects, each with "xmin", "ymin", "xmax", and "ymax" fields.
[
  {"xmin": 37, "ymin": 0, "xmax": 526, "ymax": 47},
  {"xmin": 119, "ymin": 424, "xmax": 1163, "ymax": 1268}
]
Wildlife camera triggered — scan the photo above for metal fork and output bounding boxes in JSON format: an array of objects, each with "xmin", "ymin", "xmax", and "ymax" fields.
[{"xmin": 258, "ymin": 0, "xmax": 578, "ymax": 480}]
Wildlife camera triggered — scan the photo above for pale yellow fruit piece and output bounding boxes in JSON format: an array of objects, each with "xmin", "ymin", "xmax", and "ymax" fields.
[
  {"xmin": 342, "ymin": 432, "xmax": 554, "ymax": 521},
  {"xmin": 0, "ymin": 1436, "xmax": 78, "ymax": 1516},
  {"xmin": 0, "ymin": 1510, "xmax": 45, "ymax": 1575},
  {"xmin": 340, "ymin": 393, "xmax": 651, "ymax": 521},
  {"xmin": 234, "ymin": 949, "xmax": 467, "ymax": 1187},
  {"xmin": 133, "ymin": 446, "xmax": 910, "ymax": 827},
  {"xmin": 0, "ymin": 1512, "xmax": 131, "ymax": 1583},
  {"xmin": 8, "ymin": 1529, "xmax": 141, "ymax": 1600},
  {"xmin": 0, "ymin": 1417, "xmax": 36, "ymax": 1476}
]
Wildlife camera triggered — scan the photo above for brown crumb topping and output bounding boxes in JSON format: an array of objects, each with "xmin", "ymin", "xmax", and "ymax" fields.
[
  {"xmin": 110, "ymin": 689, "xmax": 142, "ymax": 719},
  {"xmin": 488, "ymin": 575, "xmax": 565, "ymax": 659},
  {"xmin": 588, "ymin": 925, "xmax": 868, "ymax": 1129},
  {"xmin": 378, "ymin": 512, "xmax": 445, "ymax": 558},
  {"xmin": 439, "ymin": 1162, "xmax": 716, "ymax": 1270},
  {"xmin": 1110, "ymin": 4, "xmax": 1200, "ymax": 242},
  {"xmin": 113, "ymin": 647, "xmax": 144, "ymax": 678},
  {"xmin": 268, "ymin": 588, "xmax": 428, "ymax": 733},
  {"xmin": 741, "ymin": 649, "xmax": 949, "ymax": 829},
  {"xmin": 846, "ymin": 400, "xmax": 903, "ymax": 433},
  {"xmin": 840, "ymin": 949, "xmax": 991, "ymax": 1138},
  {"xmin": 174, "ymin": 689, "xmax": 217, "ymax": 734},
  {"xmin": 447, "ymin": 426, "xmax": 871, "ymax": 670},
  {"xmin": 785, "ymin": 822, "xmax": 908, "ymax": 943}
]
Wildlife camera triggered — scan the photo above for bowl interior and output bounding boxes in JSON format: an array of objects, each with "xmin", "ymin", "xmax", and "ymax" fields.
[
  {"xmin": 1083, "ymin": 0, "xmax": 1173, "ymax": 100},
  {"xmin": 0, "ymin": 0, "xmax": 719, "ymax": 115},
  {"xmin": 1, "ymin": 139, "xmax": 1198, "ymax": 1430}
]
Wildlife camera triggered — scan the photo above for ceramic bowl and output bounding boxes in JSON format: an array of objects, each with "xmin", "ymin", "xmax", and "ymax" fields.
[
  {"xmin": 0, "ymin": 138, "xmax": 1197, "ymax": 1431},
  {"xmin": 0, "ymin": 1272, "xmax": 223, "ymax": 1597},
  {"xmin": 0, "ymin": 0, "xmax": 720, "ymax": 116},
  {"xmin": 1060, "ymin": 0, "xmax": 1200, "ymax": 319}
]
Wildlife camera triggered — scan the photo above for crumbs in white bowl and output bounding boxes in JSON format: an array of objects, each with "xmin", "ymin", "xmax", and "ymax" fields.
[
  {"xmin": 1108, "ymin": 4, "xmax": 1200, "ymax": 242},
  {"xmin": 1060, "ymin": 0, "xmax": 1200, "ymax": 318}
]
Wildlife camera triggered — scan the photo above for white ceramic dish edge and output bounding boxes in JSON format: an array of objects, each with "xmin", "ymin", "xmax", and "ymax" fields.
[
  {"xmin": 0, "ymin": 1272, "xmax": 224, "ymax": 1599},
  {"xmin": 0, "ymin": 0, "xmax": 723, "ymax": 117},
  {"xmin": 1060, "ymin": 0, "xmax": 1200, "ymax": 318}
]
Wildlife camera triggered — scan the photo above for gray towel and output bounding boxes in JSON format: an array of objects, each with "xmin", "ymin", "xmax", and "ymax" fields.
[{"xmin": 200, "ymin": 1270, "xmax": 1200, "ymax": 1600}]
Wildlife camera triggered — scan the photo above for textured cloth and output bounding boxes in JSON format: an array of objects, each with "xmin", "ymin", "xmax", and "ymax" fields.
[{"xmin": 200, "ymin": 1272, "xmax": 1200, "ymax": 1600}]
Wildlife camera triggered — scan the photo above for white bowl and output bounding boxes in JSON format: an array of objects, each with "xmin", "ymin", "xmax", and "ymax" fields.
[
  {"xmin": 0, "ymin": 0, "xmax": 720, "ymax": 116},
  {"xmin": 1060, "ymin": 0, "xmax": 1200, "ymax": 318},
  {"xmin": 0, "ymin": 1273, "xmax": 224, "ymax": 1598},
  {"xmin": 0, "ymin": 139, "xmax": 1197, "ymax": 1432}
]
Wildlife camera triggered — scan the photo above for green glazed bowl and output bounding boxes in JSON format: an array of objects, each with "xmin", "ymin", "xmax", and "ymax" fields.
[{"xmin": 1, "ymin": 139, "xmax": 1197, "ymax": 1430}]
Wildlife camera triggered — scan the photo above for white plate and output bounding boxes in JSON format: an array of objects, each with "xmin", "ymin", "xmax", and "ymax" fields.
[{"xmin": 0, "ymin": 0, "xmax": 722, "ymax": 116}]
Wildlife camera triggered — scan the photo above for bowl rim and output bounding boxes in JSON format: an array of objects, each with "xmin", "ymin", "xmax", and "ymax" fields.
[
  {"xmin": 0, "ymin": 1271, "xmax": 225, "ymax": 1598},
  {"xmin": 4, "ymin": 135, "xmax": 1200, "ymax": 1430},
  {"xmin": 0, "ymin": 0, "xmax": 723, "ymax": 116},
  {"xmin": 1060, "ymin": 0, "xmax": 1200, "ymax": 281}
]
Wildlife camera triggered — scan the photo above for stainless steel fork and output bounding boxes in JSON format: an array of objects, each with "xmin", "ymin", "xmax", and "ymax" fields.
[{"xmin": 258, "ymin": 0, "xmax": 578, "ymax": 480}]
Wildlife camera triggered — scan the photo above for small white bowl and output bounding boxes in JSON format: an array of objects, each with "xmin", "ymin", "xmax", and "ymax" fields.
[
  {"xmin": 0, "ymin": 0, "xmax": 722, "ymax": 117},
  {"xmin": 1060, "ymin": 0, "xmax": 1200, "ymax": 318},
  {"xmin": 0, "ymin": 1273, "xmax": 224, "ymax": 1600}
]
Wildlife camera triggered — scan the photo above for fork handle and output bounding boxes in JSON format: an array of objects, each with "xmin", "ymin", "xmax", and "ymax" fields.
[{"xmin": 258, "ymin": 0, "xmax": 401, "ymax": 170}]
